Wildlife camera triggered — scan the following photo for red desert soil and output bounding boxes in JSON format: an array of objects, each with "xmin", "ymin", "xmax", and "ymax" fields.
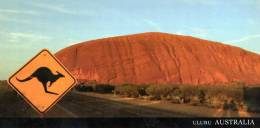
[{"xmin": 55, "ymin": 32, "xmax": 260, "ymax": 85}]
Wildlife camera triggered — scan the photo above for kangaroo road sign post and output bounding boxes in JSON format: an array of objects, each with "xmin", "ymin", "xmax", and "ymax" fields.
[{"xmin": 8, "ymin": 49, "xmax": 77, "ymax": 114}]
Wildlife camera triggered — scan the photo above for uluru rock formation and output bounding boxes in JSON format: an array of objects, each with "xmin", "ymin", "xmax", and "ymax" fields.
[{"xmin": 55, "ymin": 32, "xmax": 260, "ymax": 85}]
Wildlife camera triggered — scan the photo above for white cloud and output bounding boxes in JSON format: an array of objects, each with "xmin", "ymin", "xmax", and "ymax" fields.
[
  {"xmin": 256, "ymin": 0, "xmax": 260, "ymax": 7},
  {"xmin": 0, "ymin": 14, "xmax": 31, "ymax": 24},
  {"xmin": 172, "ymin": 28, "xmax": 211, "ymax": 38},
  {"xmin": 0, "ymin": 15, "xmax": 9, "ymax": 20},
  {"xmin": 33, "ymin": 3, "xmax": 75, "ymax": 15},
  {"xmin": 143, "ymin": 19, "xmax": 162, "ymax": 31},
  {"xmin": 0, "ymin": 9, "xmax": 39, "ymax": 15},
  {"xmin": 65, "ymin": 38, "xmax": 80, "ymax": 46},
  {"xmin": 31, "ymin": 3, "xmax": 97, "ymax": 16},
  {"xmin": 174, "ymin": 31, "xmax": 186, "ymax": 35},
  {"xmin": 0, "ymin": 9, "xmax": 40, "ymax": 24},
  {"xmin": 226, "ymin": 34, "xmax": 260, "ymax": 43},
  {"xmin": 190, "ymin": 28, "xmax": 210, "ymax": 38},
  {"xmin": 66, "ymin": 42, "xmax": 77, "ymax": 47},
  {"xmin": 8, "ymin": 32, "xmax": 50, "ymax": 43},
  {"xmin": 176, "ymin": 0, "xmax": 218, "ymax": 5},
  {"xmin": 0, "ymin": 32, "xmax": 50, "ymax": 45}
]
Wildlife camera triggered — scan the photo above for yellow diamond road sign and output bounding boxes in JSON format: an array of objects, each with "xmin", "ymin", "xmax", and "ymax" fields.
[{"xmin": 8, "ymin": 49, "xmax": 77, "ymax": 114}]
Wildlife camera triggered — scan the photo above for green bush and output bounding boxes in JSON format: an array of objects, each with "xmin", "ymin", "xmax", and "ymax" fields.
[
  {"xmin": 75, "ymin": 84, "xmax": 93, "ymax": 92},
  {"xmin": 146, "ymin": 84, "xmax": 178, "ymax": 100},
  {"xmin": 144, "ymin": 83, "xmax": 244, "ymax": 108},
  {"xmin": 198, "ymin": 89, "xmax": 206, "ymax": 104},
  {"xmin": 178, "ymin": 85, "xmax": 197, "ymax": 103},
  {"xmin": 137, "ymin": 84, "xmax": 150, "ymax": 96},
  {"xmin": 114, "ymin": 84, "xmax": 139, "ymax": 97},
  {"xmin": 206, "ymin": 84, "xmax": 243, "ymax": 101},
  {"xmin": 200, "ymin": 83, "xmax": 244, "ymax": 109},
  {"xmin": 93, "ymin": 84, "xmax": 115, "ymax": 93}
]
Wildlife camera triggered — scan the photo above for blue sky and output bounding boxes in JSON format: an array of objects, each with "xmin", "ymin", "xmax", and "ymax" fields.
[{"xmin": 0, "ymin": 0, "xmax": 260, "ymax": 80}]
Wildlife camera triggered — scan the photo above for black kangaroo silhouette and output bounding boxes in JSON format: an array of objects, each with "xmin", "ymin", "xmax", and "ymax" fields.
[{"xmin": 16, "ymin": 67, "xmax": 64, "ymax": 95}]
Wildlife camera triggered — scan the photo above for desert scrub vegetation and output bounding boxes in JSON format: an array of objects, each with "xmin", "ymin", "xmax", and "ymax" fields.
[
  {"xmin": 74, "ymin": 81, "xmax": 247, "ymax": 110},
  {"xmin": 200, "ymin": 83, "xmax": 244, "ymax": 110},
  {"xmin": 75, "ymin": 83, "xmax": 94, "ymax": 92},
  {"xmin": 92, "ymin": 84, "xmax": 115, "ymax": 93},
  {"xmin": 114, "ymin": 84, "xmax": 139, "ymax": 98},
  {"xmin": 145, "ymin": 84, "xmax": 208, "ymax": 105},
  {"xmin": 75, "ymin": 82, "xmax": 115, "ymax": 93},
  {"xmin": 115, "ymin": 83, "xmax": 245, "ymax": 110},
  {"xmin": 146, "ymin": 84, "xmax": 178, "ymax": 100}
]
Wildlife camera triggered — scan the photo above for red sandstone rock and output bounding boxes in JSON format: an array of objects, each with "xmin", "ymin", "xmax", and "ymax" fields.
[{"xmin": 55, "ymin": 32, "xmax": 260, "ymax": 85}]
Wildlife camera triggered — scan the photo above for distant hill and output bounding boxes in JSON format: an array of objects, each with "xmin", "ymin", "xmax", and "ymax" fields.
[{"xmin": 55, "ymin": 32, "xmax": 260, "ymax": 85}]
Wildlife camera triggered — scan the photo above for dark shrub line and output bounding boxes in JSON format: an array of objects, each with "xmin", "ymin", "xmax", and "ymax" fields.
[{"xmin": 74, "ymin": 82, "xmax": 247, "ymax": 110}]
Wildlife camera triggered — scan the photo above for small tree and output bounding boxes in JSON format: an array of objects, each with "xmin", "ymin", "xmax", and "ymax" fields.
[{"xmin": 198, "ymin": 90, "xmax": 206, "ymax": 104}]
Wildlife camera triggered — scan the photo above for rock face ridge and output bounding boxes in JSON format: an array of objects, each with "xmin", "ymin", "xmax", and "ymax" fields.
[{"xmin": 55, "ymin": 32, "xmax": 260, "ymax": 85}]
